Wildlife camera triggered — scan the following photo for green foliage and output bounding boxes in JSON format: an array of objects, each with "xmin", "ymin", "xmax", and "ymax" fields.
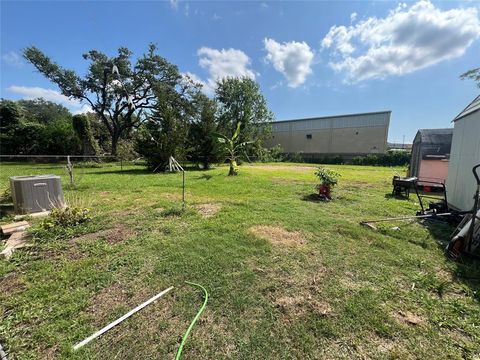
[
  {"xmin": 40, "ymin": 206, "xmax": 91, "ymax": 230},
  {"xmin": 0, "ymin": 186, "xmax": 12, "ymax": 204},
  {"xmin": 214, "ymin": 121, "xmax": 252, "ymax": 176},
  {"xmin": 256, "ymin": 144, "xmax": 284, "ymax": 162},
  {"xmin": 351, "ymin": 150, "xmax": 411, "ymax": 166},
  {"xmin": 315, "ymin": 167, "xmax": 341, "ymax": 188},
  {"xmin": 18, "ymin": 98, "xmax": 71, "ymax": 124},
  {"xmin": 72, "ymin": 114, "xmax": 100, "ymax": 156},
  {"xmin": 460, "ymin": 67, "xmax": 480, "ymax": 88},
  {"xmin": 116, "ymin": 139, "xmax": 138, "ymax": 161},
  {"xmin": 284, "ymin": 152, "xmax": 305, "ymax": 163},
  {"xmin": 0, "ymin": 99, "xmax": 23, "ymax": 128},
  {"xmin": 0, "ymin": 99, "xmax": 80, "ymax": 156},
  {"xmin": 24, "ymin": 44, "xmax": 187, "ymax": 155},
  {"xmin": 187, "ymin": 94, "xmax": 222, "ymax": 169},
  {"xmin": 135, "ymin": 78, "xmax": 197, "ymax": 171},
  {"xmin": 215, "ymin": 77, "xmax": 273, "ymax": 154},
  {"xmin": 40, "ymin": 119, "xmax": 81, "ymax": 155}
]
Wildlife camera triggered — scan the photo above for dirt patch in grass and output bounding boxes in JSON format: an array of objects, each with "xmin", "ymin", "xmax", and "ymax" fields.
[
  {"xmin": 0, "ymin": 273, "xmax": 25, "ymax": 296},
  {"xmin": 162, "ymin": 192, "xmax": 183, "ymax": 201},
  {"xmin": 342, "ymin": 181, "xmax": 377, "ymax": 189},
  {"xmin": 249, "ymin": 225, "xmax": 305, "ymax": 246},
  {"xmin": 275, "ymin": 295, "xmax": 332, "ymax": 317},
  {"xmin": 72, "ymin": 224, "xmax": 136, "ymax": 245},
  {"xmin": 194, "ymin": 203, "xmax": 221, "ymax": 218},
  {"xmin": 393, "ymin": 310, "xmax": 425, "ymax": 326},
  {"xmin": 435, "ymin": 268, "xmax": 454, "ymax": 282},
  {"xmin": 87, "ymin": 284, "xmax": 129, "ymax": 325},
  {"xmin": 271, "ymin": 177, "xmax": 310, "ymax": 185}
]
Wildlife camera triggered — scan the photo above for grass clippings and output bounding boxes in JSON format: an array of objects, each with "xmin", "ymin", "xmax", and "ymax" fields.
[
  {"xmin": 194, "ymin": 203, "xmax": 221, "ymax": 218},
  {"xmin": 249, "ymin": 225, "xmax": 305, "ymax": 246}
]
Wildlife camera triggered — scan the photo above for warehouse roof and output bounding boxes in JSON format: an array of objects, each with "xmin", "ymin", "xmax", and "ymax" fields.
[
  {"xmin": 453, "ymin": 95, "xmax": 480, "ymax": 122},
  {"xmin": 274, "ymin": 110, "xmax": 391, "ymax": 124}
]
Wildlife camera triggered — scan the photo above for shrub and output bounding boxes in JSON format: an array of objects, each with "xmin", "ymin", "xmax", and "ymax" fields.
[
  {"xmin": 351, "ymin": 151, "xmax": 411, "ymax": 166},
  {"xmin": 285, "ymin": 152, "xmax": 304, "ymax": 163},
  {"xmin": 40, "ymin": 206, "xmax": 91, "ymax": 229},
  {"xmin": 0, "ymin": 186, "xmax": 12, "ymax": 204},
  {"xmin": 315, "ymin": 167, "xmax": 341, "ymax": 188},
  {"xmin": 257, "ymin": 145, "xmax": 284, "ymax": 162}
]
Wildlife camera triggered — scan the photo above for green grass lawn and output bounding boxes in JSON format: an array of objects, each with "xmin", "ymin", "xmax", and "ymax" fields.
[{"xmin": 0, "ymin": 162, "xmax": 479, "ymax": 359}]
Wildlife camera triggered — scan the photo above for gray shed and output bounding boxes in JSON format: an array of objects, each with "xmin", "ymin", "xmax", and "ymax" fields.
[
  {"xmin": 409, "ymin": 129, "xmax": 453, "ymax": 184},
  {"xmin": 446, "ymin": 95, "xmax": 480, "ymax": 211}
]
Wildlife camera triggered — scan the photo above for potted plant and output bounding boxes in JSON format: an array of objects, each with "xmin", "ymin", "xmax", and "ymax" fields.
[{"xmin": 314, "ymin": 167, "xmax": 340, "ymax": 200}]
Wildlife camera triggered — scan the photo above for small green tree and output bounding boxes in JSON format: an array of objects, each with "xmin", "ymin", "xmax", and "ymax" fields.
[
  {"xmin": 214, "ymin": 122, "xmax": 251, "ymax": 176},
  {"xmin": 135, "ymin": 78, "xmax": 198, "ymax": 171},
  {"xmin": 215, "ymin": 77, "xmax": 273, "ymax": 153},
  {"xmin": 187, "ymin": 94, "xmax": 221, "ymax": 169}
]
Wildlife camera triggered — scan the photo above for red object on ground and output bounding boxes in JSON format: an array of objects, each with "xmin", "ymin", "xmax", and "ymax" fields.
[
  {"xmin": 423, "ymin": 186, "xmax": 432, "ymax": 192},
  {"xmin": 318, "ymin": 185, "xmax": 331, "ymax": 199}
]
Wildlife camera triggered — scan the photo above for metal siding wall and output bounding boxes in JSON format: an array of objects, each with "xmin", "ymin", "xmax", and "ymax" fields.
[
  {"xmin": 447, "ymin": 112, "xmax": 480, "ymax": 211},
  {"xmin": 265, "ymin": 112, "xmax": 390, "ymax": 155}
]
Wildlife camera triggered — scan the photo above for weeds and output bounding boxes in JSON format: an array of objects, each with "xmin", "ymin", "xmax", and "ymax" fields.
[
  {"xmin": 40, "ymin": 206, "xmax": 91, "ymax": 230},
  {"xmin": 0, "ymin": 186, "xmax": 12, "ymax": 204}
]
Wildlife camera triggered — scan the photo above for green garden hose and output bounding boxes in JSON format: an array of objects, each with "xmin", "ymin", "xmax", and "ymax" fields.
[{"xmin": 174, "ymin": 281, "xmax": 209, "ymax": 360}]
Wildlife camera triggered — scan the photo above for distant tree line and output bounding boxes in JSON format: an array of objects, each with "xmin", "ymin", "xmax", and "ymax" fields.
[{"xmin": 0, "ymin": 44, "xmax": 274, "ymax": 171}]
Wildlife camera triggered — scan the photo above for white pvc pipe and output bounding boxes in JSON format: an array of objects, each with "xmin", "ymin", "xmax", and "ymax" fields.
[{"xmin": 73, "ymin": 286, "xmax": 174, "ymax": 351}]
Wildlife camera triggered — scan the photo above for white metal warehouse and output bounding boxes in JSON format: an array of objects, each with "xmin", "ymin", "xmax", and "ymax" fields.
[
  {"xmin": 264, "ymin": 111, "xmax": 391, "ymax": 160},
  {"xmin": 446, "ymin": 95, "xmax": 480, "ymax": 211}
]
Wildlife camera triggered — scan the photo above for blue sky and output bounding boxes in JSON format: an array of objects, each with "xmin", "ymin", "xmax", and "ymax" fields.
[{"xmin": 1, "ymin": 0, "xmax": 479, "ymax": 143}]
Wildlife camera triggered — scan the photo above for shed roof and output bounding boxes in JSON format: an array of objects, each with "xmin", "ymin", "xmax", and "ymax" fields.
[
  {"xmin": 416, "ymin": 128, "xmax": 453, "ymax": 144},
  {"xmin": 453, "ymin": 95, "xmax": 480, "ymax": 122},
  {"xmin": 413, "ymin": 128, "xmax": 453, "ymax": 158}
]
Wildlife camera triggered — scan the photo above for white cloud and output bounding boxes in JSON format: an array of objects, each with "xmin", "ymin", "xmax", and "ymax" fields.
[
  {"xmin": 2, "ymin": 51, "xmax": 24, "ymax": 68},
  {"xmin": 7, "ymin": 85, "xmax": 91, "ymax": 114},
  {"xmin": 193, "ymin": 47, "xmax": 256, "ymax": 93},
  {"xmin": 321, "ymin": 1, "xmax": 480, "ymax": 82},
  {"xmin": 169, "ymin": 0, "xmax": 178, "ymax": 10},
  {"xmin": 350, "ymin": 12, "xmax": 357, "ymax": 23},
  {"xmin": 264, "ymin": 38, "xmax": 314, "ymax": 87}
]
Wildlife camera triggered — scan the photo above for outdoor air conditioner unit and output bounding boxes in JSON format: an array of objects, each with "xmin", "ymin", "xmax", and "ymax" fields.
[{"xmin": 10, "ymin": 175, "xmax": 65, "ymax": 214}]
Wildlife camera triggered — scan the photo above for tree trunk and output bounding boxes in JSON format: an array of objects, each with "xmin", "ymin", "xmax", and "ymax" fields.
[
  {"xmin": 228, "ymin": 159, "xmax": 238, "ymax": 176},
  {"xmin": 111, "ymin": 132, "xmax": 119, "ymax": 157}
]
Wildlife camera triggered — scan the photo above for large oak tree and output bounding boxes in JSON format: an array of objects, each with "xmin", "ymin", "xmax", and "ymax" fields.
[{"xmin": 24, "ymin": 44, "xmax": 182, "ymax": 155}]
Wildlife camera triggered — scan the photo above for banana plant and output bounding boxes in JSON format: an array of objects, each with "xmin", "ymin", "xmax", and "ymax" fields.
[{"xmin": 214, "ymin": 122, "xmax": 251, "ymax": 176}]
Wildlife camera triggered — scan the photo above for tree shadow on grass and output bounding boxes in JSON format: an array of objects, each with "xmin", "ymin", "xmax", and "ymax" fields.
[
  {"xmin": 94, "ymin": 166, "xmax": 216, "ymax": 176},
  {"xmin": 195, "ymin": 174, "xmax": 214, "ymax": 181},
  {"xmin": 384, "ymin": 193, "xmax": 411, "ymax": 201},
  {"xmin": 93, "ymin": 168, "xmax": 153, "ymax": 175},
  {"xmin": 301, "ymin": 193, "xmax": 329, "ymax": 203}
]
